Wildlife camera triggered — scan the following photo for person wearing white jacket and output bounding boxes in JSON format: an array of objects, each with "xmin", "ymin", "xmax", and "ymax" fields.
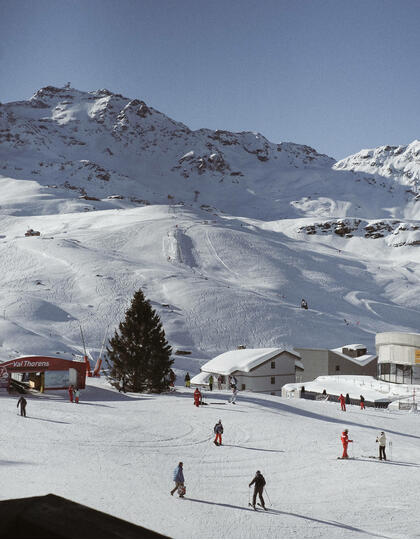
[{"xmin": 376, "ymin": 431, "xmax": 387, "ymax": 460}]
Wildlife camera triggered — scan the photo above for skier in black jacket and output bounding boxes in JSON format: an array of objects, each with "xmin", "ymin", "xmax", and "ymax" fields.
[
  {"xmin": 249, "ymin": 470, "xmax": 266, "ymax": 510},
  {"xmin": 17, "ymin": 396, "xmax": 27, "ymax": 417}
]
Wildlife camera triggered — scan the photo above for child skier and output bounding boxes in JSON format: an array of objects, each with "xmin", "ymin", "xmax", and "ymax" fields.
[
  {"xmin": 193, "ymin": 388, "xmax": 201, "ymax": 407},
  {"xmin": 170, "ymin": 462, "xmax": 185, "ymax": 497},
  {"xmin": 340, "ymin": 429, "xmax": 353, "ymax": 458},
  {"xmin": 213, "ymin": 419, "xmax": 224, "ymax": 446}
]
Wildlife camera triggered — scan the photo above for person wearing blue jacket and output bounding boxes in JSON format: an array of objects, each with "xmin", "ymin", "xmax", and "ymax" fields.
[{"xmin": 170, "ymin": 461, "xmax": 185, "ymax": 497}]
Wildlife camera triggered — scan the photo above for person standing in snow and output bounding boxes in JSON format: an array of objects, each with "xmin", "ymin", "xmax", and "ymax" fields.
[
  {"xmin": 229, "ymin": 386, "xmax": 238, "ymax": 404},
  {"xmin": 213, "ymin": 419, "xmax": 223, "ymax": 446},
  {"xmin": 249, "ymin": 470, "xmax": 266, "ymax": 510},
  {"xmin": 217, "ymin": 375, "xmax": 223, "ymax": 390},
  {"xmin": 360, "ymin": 395, "xmax": 365, "ymax": 410},
  {"xmin": 209, "ymin": 375, "xmax": 214, "ymax": 391},
  {"xmin": 376, "ymin": 431, "xmax": 387, "ymax": 460},
  {"xmin": 68, "ymin": 385, "xmax": 74, "ymax": 403},
  {"xmin": 230, "ymin": 375, "xmax": 237, "ymax": 389},
  {"xmin": 170, "ymin": 461, "xmax": 185, "ymax": 497},
  {"xmin": 17, "ymin": 396, "xmax": 27, "ymax": 417},
  {"xmin": 194, "ymin": 388, "xmax": 201, "ymax": 407},
  {"xmin": 339, "ymin": 393, "xmax": 346, "ymax": 411},
  {"xmin": 345, "ymin": 393, "xmax": 350, "ymax": 405},
  {"xmin": 301, "ymin": 299, "xmax": 308, "ymax": 309},
  {"xmin": 184, "ymin": 373, "xmax": 191, "ymax": 388},
  {"xmin": 74, "ymin": 388, "xmax": 80, "ymax": 404},
  {"xmin": 340, "ymin": 429, "xmax": 353, "ymax": 459}
]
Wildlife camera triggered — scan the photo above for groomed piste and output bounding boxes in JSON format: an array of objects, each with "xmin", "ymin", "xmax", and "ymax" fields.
[{"xmin": 1, "ymin": 378, "xmax": 419, "ymax": 539}]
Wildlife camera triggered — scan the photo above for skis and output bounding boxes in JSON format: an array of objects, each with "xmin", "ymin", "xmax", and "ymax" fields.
[
  {"xmin": 336, "ymin": 457, "xmax": 355, "ymax": 460},
  {"xmin": 247, "ymin": 502, "xmax": 268, "ymax": 511}
]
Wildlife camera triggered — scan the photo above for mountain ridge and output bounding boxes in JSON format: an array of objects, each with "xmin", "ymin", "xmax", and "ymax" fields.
[{"xmin": 0, "ymin": 85, "xmax": 419, "ymax": 365}]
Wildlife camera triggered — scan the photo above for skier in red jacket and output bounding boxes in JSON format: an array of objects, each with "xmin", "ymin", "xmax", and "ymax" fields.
[
  {"xmin": 339, "ymin": 393, "xmax": 346, "ymax": 411},
  {"xmin": 194, "ymin": 388, "xmax": 202, "ymax": 407},
  {"xmin": 341, "ymin": 429, "xmax": 353, "ymax": 458}
]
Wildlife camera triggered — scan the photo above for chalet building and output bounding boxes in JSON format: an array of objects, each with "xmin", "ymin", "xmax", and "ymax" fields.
[
  {"xmin": 191, "ymin": 347, "xmax": 302, "ymax": 396},
  {"xmin": 294, "ymin": 344, "xmax": 377, "ymax": 383}
]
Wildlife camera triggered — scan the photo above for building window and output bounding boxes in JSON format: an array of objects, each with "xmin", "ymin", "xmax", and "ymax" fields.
[
  {"xmin": 271, "ymin": 361, "xmax": 275, "ymax": 369},
  {"xmin": 335, "ymin": 365, "xmax": 340, "ymax": 371},
  {"xmin": 241, "ymin": 383, "xmax": 246, "ymax": 390},
  {"xmin": 271, "ymin": 377, "xmax": 275, "ymax": 384}
]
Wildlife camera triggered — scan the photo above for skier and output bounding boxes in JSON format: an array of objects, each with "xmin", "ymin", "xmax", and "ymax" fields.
[
  {"xmin": 229, "ymin": 386, "xmax": 238, "ymax": 404},
  {"xmin": 339, "ymin": 393, "xmax": 346, "ymax": 411},
  {"xmin": 376, "ymin": 431, "xmax": 387, "ymax": 460},
  {"xmin": 118, "ymin": 377, "xmax": 126, "ymax": 393},
  {"xmin": 213, "ymin": 419, "xmax": 223, "ymax": 446},
  {"xmin": 209, "ymin": 375, "xmax": 214, "ymax": 391},
  {"xmin": 230, "ymin": 375, "xmax": 238, "ymax": 388},
  {"xmin": 345, "ymin": 393, "xmax": 350, "ymax": 405},
  {"xmin": 360, "ymin": 395, "xmax": 365, "ymax": 410},
  {"xmin": 301, "ymin": 298, "xmax": 308, "ymax": 309},
  {"xmin": 340, "ymin": 429, "xmax": 353, "ymax": 459},
  {"xmin": 184, "ymin": 372, "xmax": 191, "ymax": 388},
  {"xmin": 68, "ymin": 385, "xmax": 74, "ymax": 403},
  {"xmin": 74, "ymin": 388, "xmax": 80, "ymax": 404},
  {"xmin": 170, "ymin": 461, "xmax": 185, "ymax": 497},
  {"xmin": 193, "ymin": 387, "xmax": 201, "ymax": 407},
  {"xmin": 17, "ymin": 396, "xmax": 27, "ymax": 417},
  {"xmin": 249, "ymin": 470, "xmax": 266, "ymax": 510},
  {"xmin": 169, "ymin": 369, "xmax": 176, "ymax": 388}
]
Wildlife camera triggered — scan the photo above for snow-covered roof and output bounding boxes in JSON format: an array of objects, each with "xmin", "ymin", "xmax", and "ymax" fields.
[
  {"xmin": 190, "ymin": 372, "xmax": 211, "ymax": 386},
  {"xmin": 342, "ymin": 344, "xmax": 366, "ymax": 351},
  {"xmin": 201, "ymin": 347, "xmax": 300, "ymax": 376},
  {"xmin": 330, "ymin": 347, "xmax": 377, "ymax": 366}
]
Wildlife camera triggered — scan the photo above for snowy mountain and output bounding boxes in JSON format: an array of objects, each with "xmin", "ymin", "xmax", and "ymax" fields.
[{"xmin": 0, "ymin": 85, "xmax": 420, "ymax": 367}]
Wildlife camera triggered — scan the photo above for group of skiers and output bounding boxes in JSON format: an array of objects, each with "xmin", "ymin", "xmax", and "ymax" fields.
[
  {"xmin": 340, "ymin": 428, "xmax": 388, "ymax": 460},
  {"xmin": 339, "ymin": 393, "xmax": 365, "ymax": 411},
  {"xmin": 185, "ymin": 373, "xmax": 229, "ymax": 392},
  {"xmin": 192, "ymin": 375, "xmax": 239, "ymax": 407},
  {"xmin": 68, "ymin": 385, "xmax": 80, "ymax": 403},
  {"xmin": 170, "ymin": 460, "xmax": 268, "ymax": 511}
]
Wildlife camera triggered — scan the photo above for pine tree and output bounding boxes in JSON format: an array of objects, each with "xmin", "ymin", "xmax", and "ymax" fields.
[{"xmin": 106, "ymin": 289, "xmax": 173, "ymax": 392}]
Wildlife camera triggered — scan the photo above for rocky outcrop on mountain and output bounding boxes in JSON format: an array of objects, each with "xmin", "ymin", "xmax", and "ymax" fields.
[{"xmin": 299, "ymin": 218, "xmax": 420, "ymax": 246}]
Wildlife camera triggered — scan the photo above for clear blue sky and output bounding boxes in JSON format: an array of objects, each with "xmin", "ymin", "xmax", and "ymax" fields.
[{"xmin": 1, "ymin": 0, "xmax": 419, "ymax": 159}]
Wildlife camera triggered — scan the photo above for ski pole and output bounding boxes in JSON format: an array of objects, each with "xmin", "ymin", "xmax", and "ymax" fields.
[
  {"xmin": 389, "ymin": 440, "xmax": 392, "ymax": 461},
  {"xmin": 264, "ymin": 488, "xmax": 272, "ymax": 507}
]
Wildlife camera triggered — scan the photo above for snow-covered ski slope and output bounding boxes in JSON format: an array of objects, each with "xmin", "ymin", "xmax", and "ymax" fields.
[
  {"xmin": 1, "ymin": 85, "xmax": 420, "ymax": 364},
  {"xmin": 1, "ymin": 379, "xmax": 420, "ymax": 538}
]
